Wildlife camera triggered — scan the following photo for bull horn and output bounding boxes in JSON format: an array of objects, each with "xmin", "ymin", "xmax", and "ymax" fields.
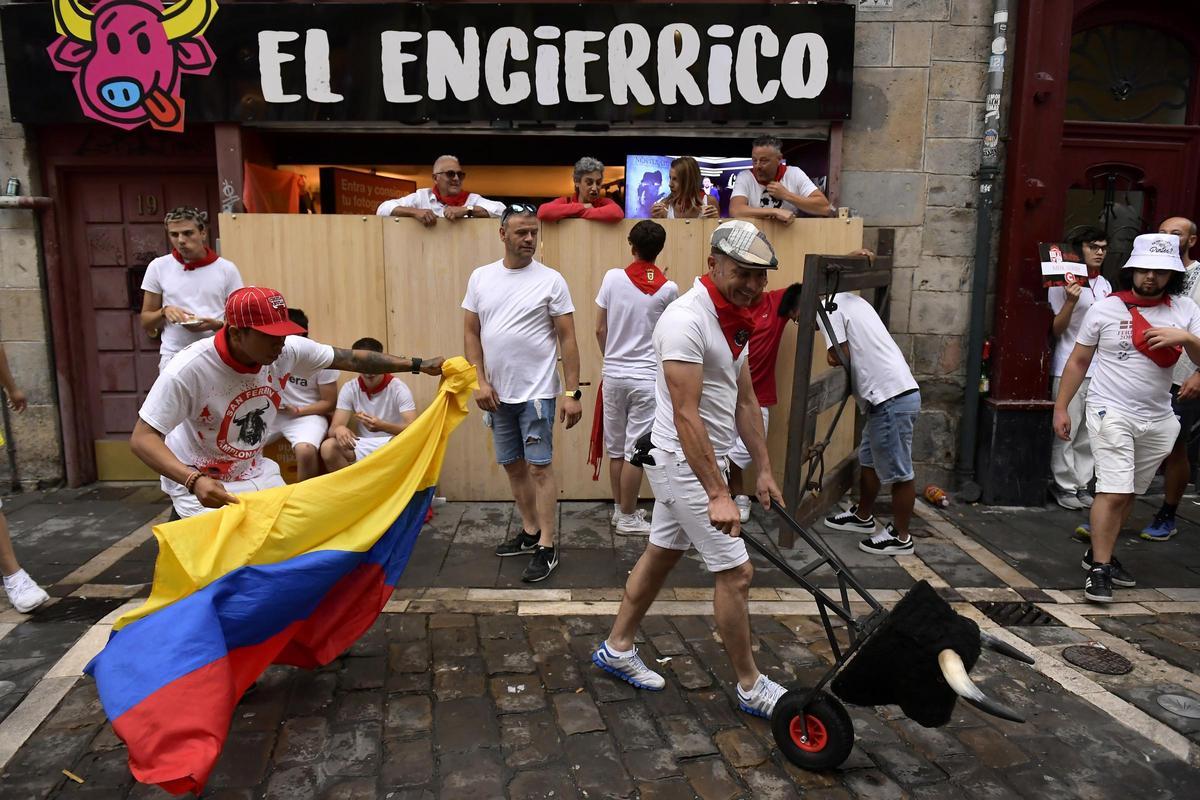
[
  {"xmin": 52, "ymin": 0, "xmax": 94, "ymax": 42},
  {"xmin": 937, "ymin": 648, "xmax": 1025, "ymax": 723},
  {"xmin": 980, "ymin": 631, "xmax": 1036, "ymax": 665},
  {"xmin": 161, "ymin": 0, "xmax": 218, "ymax": 42}
]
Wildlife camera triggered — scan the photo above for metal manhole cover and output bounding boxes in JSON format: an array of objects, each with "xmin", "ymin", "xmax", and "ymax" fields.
[
  {"xmin": 973, "ymin": 601, "xmax": 1061, "ymax": 627},
  {"xmin": 1157, "ymin": 694, "xmax": 1200, "ymax": 719},
  {"xmin": 1061, "ymin": 645, "xmax": 1132, "ymax": 675}
]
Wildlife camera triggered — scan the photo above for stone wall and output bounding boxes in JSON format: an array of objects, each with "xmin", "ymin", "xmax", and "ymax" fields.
[
  {"xmin": 841, "ymin": 0, "xmax": 1005, "ymax": 489},
  {"xmin": 0, "ymin": 24, "xmax": 63, "ymax": 488}
]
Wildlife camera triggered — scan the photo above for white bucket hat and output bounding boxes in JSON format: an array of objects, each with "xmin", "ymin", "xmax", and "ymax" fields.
[{"xmin": 1122, "ymin": 233, "xmax": 1185, "ymax": 272}]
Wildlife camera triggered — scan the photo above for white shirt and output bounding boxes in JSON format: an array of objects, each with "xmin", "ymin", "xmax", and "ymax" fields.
[
  {"xmin": 140, "ymin": 253, "xmax": 244, "ymax": 363},
  {"xmin": 1171, "ymin": 260, "xmax": 1200, "ymax": 386},
  {"xmin": 336, "ymin": 376, "xmax": 417, "ymax": 440},
  {"xmin": 1077, "ymin": 294, "xmax": 1200, "ymax": 419},
  {"xmin": 819, "ymin": 293, "xmax": 918, "ymax": 408},
  {"xmin": 1048, "ymin": 275, "xmax": 1113, "ymax": 378},
  {"xmin": 139, "ymin": 333, "xmax": 335, "ymax": 486},
  {"xmin": 731, "ymin": 166, "xmax": 820, "ymax": 215},
  {"xmin": 651, "ymin": 278, "xmax": 747, "ymax": 457},
  {"xmin": 462, "ymin": 259, "xmax": 575, "ymax": 404},
  {"xmin": 376, "ymin": 188, "xmax": 505, "ymax": 218},
  {"xmin": 280, "ymin": 368, "xmax": 339, "ymax": 409},
  {"xmin": 595, "ymin": 268, "xmax": 679, "ymax": 381}
]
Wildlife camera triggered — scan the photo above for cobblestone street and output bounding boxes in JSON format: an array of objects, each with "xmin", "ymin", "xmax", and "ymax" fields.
[{"xmin": 1, "ymin": 488, "xmax": 1200, "ymax": 798}]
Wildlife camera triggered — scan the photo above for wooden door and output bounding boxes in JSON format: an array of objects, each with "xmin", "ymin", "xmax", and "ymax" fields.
[{"xmin": 65, "ymin": 172, "xmax": 219, "ymax": 479}]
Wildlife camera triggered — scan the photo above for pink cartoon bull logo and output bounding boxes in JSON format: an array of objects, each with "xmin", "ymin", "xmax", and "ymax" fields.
[{"xmin": 46, "ymin": 0, "xmax": 218, "ymax": 132}]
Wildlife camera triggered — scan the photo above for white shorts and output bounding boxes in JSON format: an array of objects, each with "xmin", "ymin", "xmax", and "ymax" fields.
[
  {"xmin": 603, "ymin": 377, "xmax": 656, "ymax": 458},
  {"xmin": 728, "ymin": 407, "xmax": 770, "ymax": 470},
  {"xmin": 645, "ymin": 448, "xmax": 749, "ymax": 573},
  {"xmin": 1086, "ymin": 408, "xmax": 1178, "ymax": 495},
  {"xmin": 165, "ymin": 458, "xmax": 286, "ymax": 519},
  {"xmin": 266, "ymin": 415, "xmax": 329, "ymax": 450},
  {"xmin": 354, "ymin": 435, "xmax": 392, "ymax": 463}
]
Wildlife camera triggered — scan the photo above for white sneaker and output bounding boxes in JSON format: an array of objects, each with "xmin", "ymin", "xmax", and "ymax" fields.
[
  {"xmin": 610, "ymin": 504, "xmax": 621, "ymax": 526},
  {"xmin": 737, "ymin": 673, "xmax": 788, "ymax": 719},
  {"xmin": 4, "ymin": 571, "xmax": 49, "ymax": 614},
  {"xmin": 615, "ymin": 510, "xmax": 651, "ymax": 535},
  {"xmin": 592, "ymin": 642, "xmax": 665, "ymax": 690},
  {"xmin": 734, "ymin": 495, "xmax": 752, "ymax": 523}
]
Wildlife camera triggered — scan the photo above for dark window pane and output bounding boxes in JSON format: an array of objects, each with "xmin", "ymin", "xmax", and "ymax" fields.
[{"xmin": 1067, "ymin": 25, "xmax": 1191, "ymax": 124}]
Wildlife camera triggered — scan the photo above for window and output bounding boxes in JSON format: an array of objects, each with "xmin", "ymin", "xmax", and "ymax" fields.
[{"xmin": 1066, "ymin": 24, "xmax": 1191, "ymax": 124}]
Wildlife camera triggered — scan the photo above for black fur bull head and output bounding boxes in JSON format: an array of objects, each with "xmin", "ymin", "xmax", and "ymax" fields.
[{"xmin": 832, "ymin": 581, "xmax": 1033, "ymax": 727}]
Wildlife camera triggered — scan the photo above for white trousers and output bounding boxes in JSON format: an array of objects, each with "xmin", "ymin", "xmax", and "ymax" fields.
[{"xmin": 1050, "ymin": 376, "xmax": 1093, "ymax": 492}]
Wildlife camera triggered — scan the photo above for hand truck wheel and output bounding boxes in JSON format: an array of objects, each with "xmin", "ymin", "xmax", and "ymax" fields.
[{"xmin": 771, "ymin": 689, "xmax": 855, "ymax": 771}]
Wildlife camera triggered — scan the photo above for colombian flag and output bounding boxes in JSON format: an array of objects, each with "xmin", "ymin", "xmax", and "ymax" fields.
[{"xmin": 86, "ymin": 358, "xmax": 476, "ymax": 795}]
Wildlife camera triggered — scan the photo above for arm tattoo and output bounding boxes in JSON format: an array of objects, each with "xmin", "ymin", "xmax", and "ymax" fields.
[{"xmin": 330, "ymin": 347, "xmax": 411, "ymax": 374}]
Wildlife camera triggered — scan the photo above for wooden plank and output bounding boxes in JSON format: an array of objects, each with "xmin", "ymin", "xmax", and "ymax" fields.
[{"xmin": 219, "ymin": 214, "xmax": 863, "ymax": 500}]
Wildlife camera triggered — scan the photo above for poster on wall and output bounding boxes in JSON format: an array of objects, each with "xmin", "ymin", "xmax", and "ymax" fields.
[
  {"xmin": 1039, "ymin": 242, "xmax": 1088, "ymax": 288},
  {"xmin": 319, "ymin": 168, "xmax": 416, "ymax": 215}
]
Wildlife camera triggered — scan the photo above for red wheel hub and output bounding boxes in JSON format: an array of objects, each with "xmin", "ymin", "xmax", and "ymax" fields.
[{"xmin": 788, "ymin": 713, "xmax": 828, "ymax": 752}]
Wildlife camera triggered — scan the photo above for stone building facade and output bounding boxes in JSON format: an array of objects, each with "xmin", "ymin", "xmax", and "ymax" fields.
[
  {"xmin": 843, "ymin": 0, "xmax": 1004, "ymax": 489},
  {"xmin": 0, "ymin": 21, "xmax": 62, "ymax": 488}
]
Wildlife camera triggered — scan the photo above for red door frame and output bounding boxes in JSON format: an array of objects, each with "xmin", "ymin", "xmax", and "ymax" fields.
[
  {"xmin": 992, "ymin": 0, "xmax": 1200, "ymax": 400},
  {"xmin": 37, "ymin": 125, "xmax": 217, "ymax": 485}
]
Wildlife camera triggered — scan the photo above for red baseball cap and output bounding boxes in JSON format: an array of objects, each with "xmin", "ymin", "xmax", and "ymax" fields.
[{"xmin": 224, "ymin": 287, "xmax": 307, "ymax": 336}]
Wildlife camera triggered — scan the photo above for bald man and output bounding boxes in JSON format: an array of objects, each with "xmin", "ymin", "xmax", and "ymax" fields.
[
  {"xmin": 1141, "ymin": 216, "xmax": 1200, "ymax": 542},
  {"xmin": 376, "ymin": 156, "xmax": 505, "ymax": 226}
]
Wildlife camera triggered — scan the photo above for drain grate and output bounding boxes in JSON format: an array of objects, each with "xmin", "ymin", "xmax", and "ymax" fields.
[
  {"xmin": 972, "ymin": 601, "xmax": 1061, "ymax": 627},
  {"xmin": 1062, "ymin": 645, "xmax": 1132, "ymax": 675}
]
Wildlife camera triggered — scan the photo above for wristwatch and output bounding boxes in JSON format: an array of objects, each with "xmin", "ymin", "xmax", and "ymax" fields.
[
  {"xmin": 411, "ymin": 357, "xmax": 422, "ymax": 374},
  {"xmin": 564, "ymin": 389, "xmax": 582, "ymax": 401}
]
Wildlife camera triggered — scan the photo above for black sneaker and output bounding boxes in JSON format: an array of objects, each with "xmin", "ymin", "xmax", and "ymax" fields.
[
  {"xmin": 495, "ymin": 531, "xmax": 540, "ymax": 557},
  {"xmin": 521, "ymin": 546, "xmax": 559, "ymax": 583},
  {"xmin": 824, "ymin": 503, "xmax": 877, "ymax": 534},
  {"xmin": 1084, "ymin": 563, "xmax": 1114, "ymax": 603},
  {"xmin": 1080, "ymin": 549, "xmax": 1136, "ymax": 587},
  {"xmin": 858, "ymin": 524, "xmax": 914, "ymax": 556}
]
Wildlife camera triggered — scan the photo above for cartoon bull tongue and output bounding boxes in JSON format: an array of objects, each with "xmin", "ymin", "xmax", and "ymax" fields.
[{"xmin": 143, "ymin": 87, "xmax": 185, "ymax": 133}]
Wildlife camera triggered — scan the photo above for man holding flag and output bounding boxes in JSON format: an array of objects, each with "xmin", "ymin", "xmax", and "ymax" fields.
[{"xmin": 131, "ymin": 286, "xmax": 444, "ymax": 518}]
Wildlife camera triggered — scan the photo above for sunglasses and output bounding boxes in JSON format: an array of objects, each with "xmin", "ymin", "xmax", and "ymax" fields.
[
  {"xmin": 434, "ymin": 170, "xmax": 467, "ymax": 180},
  {"xmin": 501, "ymin": 202, "xmax": 538, "ymax": 223}
]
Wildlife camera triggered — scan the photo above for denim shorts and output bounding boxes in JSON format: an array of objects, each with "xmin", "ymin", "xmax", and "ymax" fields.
[
  {"xmin": 859, "ymin": 390, "xmax": 920, "ymax": 485},
  {"xmin": 484, "ymin": 398, "xmax": 556, "ymax": 466}
]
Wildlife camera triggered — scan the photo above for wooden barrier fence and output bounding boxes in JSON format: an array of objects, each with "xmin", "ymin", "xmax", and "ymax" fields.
[{"xmin": 220, "ymin": 214, "xmax": 864, "ymax": 501}]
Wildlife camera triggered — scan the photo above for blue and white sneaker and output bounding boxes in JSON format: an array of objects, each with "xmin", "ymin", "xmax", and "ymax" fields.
[
  {"xmin": 1141, "ymin": 514, "xmax": 1178, "ymax": 542},
  {"xmin": 736, "ymin": 673, "xmax": 788, "ymax": 719},
  {"xmin": 591, "ymin": 642, "xmax": 665, "ymax": 690}
]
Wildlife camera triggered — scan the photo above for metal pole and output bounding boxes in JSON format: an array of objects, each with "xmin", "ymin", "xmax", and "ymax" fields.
[{"xmin": 956, "ymin": 0, "xmax": 1010, "ymax": 499}]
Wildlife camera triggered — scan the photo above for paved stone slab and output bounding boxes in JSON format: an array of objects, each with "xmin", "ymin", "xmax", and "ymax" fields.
[
  {"xmin": 552, "ymin": 691, "xmax": 605, "ymax": 735},
  {"xmin": 680, "ymin": 757, "xmax": 744, "ymax": 800},
  {"xmin": 563, "ymin": 731, "xmax": 635, "ymax": 799},
  {"xmin": 662, "ymin": 715, "xmax": 719, "ymax": 758},
  {"xmin": 490, "ymin": 674, "xmax": 546, "ymax": 713}
]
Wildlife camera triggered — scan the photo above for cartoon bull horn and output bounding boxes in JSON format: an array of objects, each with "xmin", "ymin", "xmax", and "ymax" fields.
[
  {"xmin": 936, "ymin": 648, "xmax": 1024, "ymax": 723},
  {"xmin": 161, "ymin": 0, "xmax": 219, "ymax": 41},
  {"xmin": 52, "ymin": 0, "xmax": 94, "ymax": 42}
]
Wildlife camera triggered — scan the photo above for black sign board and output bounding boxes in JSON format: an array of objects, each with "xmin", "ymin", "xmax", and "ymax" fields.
[{"xmin": 1, "ymin": 1, "xmax": 854, "ymax": 128}]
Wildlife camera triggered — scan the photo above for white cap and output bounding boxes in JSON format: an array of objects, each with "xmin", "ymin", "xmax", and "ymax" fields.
[
  {"xmin": 710, "ymin": 220, "xmax": 778, "ymax": 269},
  {"xmin": 1122, "ymin": 233, "xmax": 1185, "ymax": 272}
]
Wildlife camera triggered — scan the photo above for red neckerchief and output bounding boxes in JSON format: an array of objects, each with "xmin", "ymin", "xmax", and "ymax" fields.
[
  {"xmin": 755, "ymin": 164, "xmax": 787, "ymax": 187},
  {"xmin": 172, "ymin": 247, "xmax": 219, "ymax": 271},
  {"xmin": 700, "ymin": 275, "xmax": 755, "ymax": 358},
  {"xmin": 213, "ymin": 328, "xmax": 260, "ymax": 375},
  {"xmin": 624, "ymin": 260, "xmax": 667, "ymax": 295},
  {"xmin": 358, "ymin": 373, "xmax": 394, "ymax": 398},
  {"xmin": 1113, "ymin": 290, "xmax": 1182, "ymax": 368},
  {"xmin": 432, "ymin": 187, "xmax": 469, "ymax": 207}
]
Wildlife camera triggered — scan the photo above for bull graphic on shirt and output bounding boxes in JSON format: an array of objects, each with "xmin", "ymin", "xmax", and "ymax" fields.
[{"xmin": 232, "ymin": 401, "xmax": 271, "ymax": 447}]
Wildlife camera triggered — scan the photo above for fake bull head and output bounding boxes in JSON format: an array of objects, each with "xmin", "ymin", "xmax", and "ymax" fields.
[
  {"xmin": 46, "ymin": 0, "xmax": 218, "ymax": 132},
  {"xmin": 832, "ymin": 581, "xmax": 1034, "ymax": 727}
]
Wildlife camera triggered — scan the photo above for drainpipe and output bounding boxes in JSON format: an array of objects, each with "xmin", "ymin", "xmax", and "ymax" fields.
[{"xmin": 956, "ymin": 1, "xmax": 1010, "ymax": 500}]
